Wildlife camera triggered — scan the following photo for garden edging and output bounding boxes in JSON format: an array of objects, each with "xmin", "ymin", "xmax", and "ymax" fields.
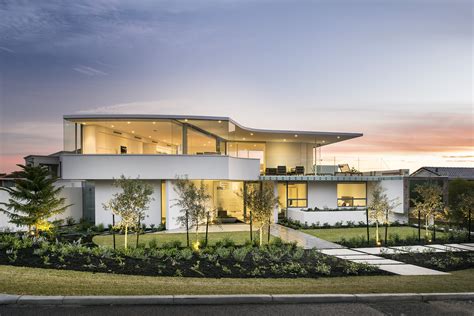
[{"xmin": 1, "ymin": 293, "xmax": 473, "ymax": 305}]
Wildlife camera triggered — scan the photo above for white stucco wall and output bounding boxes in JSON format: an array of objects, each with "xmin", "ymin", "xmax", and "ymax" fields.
[
  {"xmin": 61, "ymin": 154, "xmax": 260, "ymax": 181},
  {"xmin": 367, "ymin": 180, "xmax": 405, "ymax": 214},
  {"xmin": 0, "ymin": 180, "xmax": 83, "ymax": 232},
  {"xmin": 287, "ymin": 209, "xmax": 367, "ymax": 226},
  {"xmin": 94, "ymin": 180, "xmax": 162, "ymax": 227},
  {"xmin": 308, "ymin": 182, "xmax": 338, "ymax": 209}
]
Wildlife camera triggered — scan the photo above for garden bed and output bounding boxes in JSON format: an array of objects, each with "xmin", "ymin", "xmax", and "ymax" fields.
[
  {"xmin": 381, "ymin": 251, "xmax": 474, "ymax": 272},
  {"xmin": 0, "ymin": 234, "xmax": 388, "ymax": 279}
]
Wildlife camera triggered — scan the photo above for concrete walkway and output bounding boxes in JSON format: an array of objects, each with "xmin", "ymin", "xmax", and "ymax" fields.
[{"xmin": 270, "ymin": 225, "xmax": 344, "ymax": 249}]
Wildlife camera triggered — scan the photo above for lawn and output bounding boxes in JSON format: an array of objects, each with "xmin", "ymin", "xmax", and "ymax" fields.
[
  {"xmin": 93, "ymin": 230, "xmax": 275, "ymax": 248},
  {"xmin": 1, "ymin": 265, "xmax": 473, "ymax": 295},
  {"xmin": 302, "ymin": 226, "xmax": 447, "ymax": 243}
]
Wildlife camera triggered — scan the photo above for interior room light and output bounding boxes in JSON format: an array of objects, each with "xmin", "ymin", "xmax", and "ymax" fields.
[
  {"xmin": 253, "ymin": 144, "xmax": 256, "ymax": 147},
  {"xmin": 184, "ymin": 119, "xmax": 188, "ymax": 122},
  {"xmin": 250, "ymin": 133, "xmax": 254, "ymax": 136},
  {"xmin": 283, "ymin": 139, "xmax": 287, "ymax": 141},
  {"xmin": 322, "ymin": 140, "xmax": 325, "ymax": 143},
  {"xmin": 127, "ymin": 121, "xmax": 131, "ymax": 124},
  {"xmin": 337, "ymin": 136, "xmax": 341, "ymax": 139},
  {"xmin": 243, "ymin": 137, "xmax": 246, "ymax": 140},
  {"xmin": 111, "ymin": 125, "xmax": 114, "ymax": 128},
  {"xmin": 218, "ymin": 120, "xmax": 222, "ymax": 123},
  {"xmin": 152, "ymin": 122, "xmax": 156, "ymax": 125},
  {"xmin": 148, "ymin": 136, "xmax": 151, "ymax": 138},
  {"xmin": 294, "ymin": 134, "xmax": 298, "ymax": 138},
  {"xmin": 131, "ymin": 130, "xmax": 135, "ymax": 134}
]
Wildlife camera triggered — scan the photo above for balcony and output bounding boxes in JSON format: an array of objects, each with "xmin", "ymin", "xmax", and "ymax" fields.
[{"xmin": 60, "ymin": 154, "xmax": 260, "ymax": 181}]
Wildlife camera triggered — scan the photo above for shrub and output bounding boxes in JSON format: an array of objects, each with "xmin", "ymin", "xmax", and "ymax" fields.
[
  {"xmin": 215, "ymin": 246, "xmax": 231, "ymax": 259},
  {"xmin": 66, "ymin": 217, "xmax": 75, "ymax": 226},
  {"xmin": 232, "ymin": 247, "xmax": 250, "ymax": 262},
  {"xmin": 161, "ymin": 240, "xmax": 182, "ymax": 249},
  {"xmin": 215, "ymin": 237, "xmax": 235, "ymax": 248}
]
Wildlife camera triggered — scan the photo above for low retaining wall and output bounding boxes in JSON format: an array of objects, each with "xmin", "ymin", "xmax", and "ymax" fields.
[{"xmin": 287, "ymin": 209, "xmax": 366, "ymax": 226}]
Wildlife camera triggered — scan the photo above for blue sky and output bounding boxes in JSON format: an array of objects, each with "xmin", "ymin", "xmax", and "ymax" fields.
[{"xmin": 0, "ymin": 0, "xmax": 472, "ymax": 172}]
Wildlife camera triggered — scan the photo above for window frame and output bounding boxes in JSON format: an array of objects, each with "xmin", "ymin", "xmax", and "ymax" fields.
[
  {"xmin": 284, "ymin": 181, "xmax": 308, "ymax": 208},
  {"xmin": 336, "ymin": 182, "xmax": 367, "ymax": 208}
]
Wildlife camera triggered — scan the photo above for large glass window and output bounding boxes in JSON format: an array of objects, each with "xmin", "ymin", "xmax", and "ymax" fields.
[
  {"xmin": 187, "ymin": 128, "xmax": 217, "ymax": 155},
  {"xmin": 227, "ymin": 142, "xmax": 265, "ymax": 172},
  {"xmin": 337, "ymin": 183, "xmax": 366, "ymax": 207},
  {"xmin": 277, "ymin": 182, "xmax": 307, "ymax": 208}
]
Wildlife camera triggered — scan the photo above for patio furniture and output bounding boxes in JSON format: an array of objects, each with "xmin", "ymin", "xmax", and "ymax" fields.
[
  {"xmin": 277, "ymin": 165, "xmax": 287, "ymax": 175},
  {"xmin": 336, "ymin": 164, "xmax": 363, "ymax": 176},
  {"xmin": 265, "ymin": 167, "xmax": 277, "ymax": 175},
  {"xmin": 216, "ymin": 210, "xmax": 238, "ymax": 223},
  {"xmin": 295, "ymin": 166, "xmax": 305, "ymax": 175}
]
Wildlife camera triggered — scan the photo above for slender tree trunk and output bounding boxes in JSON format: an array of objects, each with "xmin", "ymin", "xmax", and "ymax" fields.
[
  {"xmin": 384, "ymin": 212, "xmax": 388, "ymax": 245},
  {"xmin": 366, "ymin": 208, "xmax": 369, "ymax": 244},
  {"xmin": 418, "ymin": 209, "xmax": 421, "ymax": 242},
  {"xmin": 186, "ymin": 210, "xmax": 190, "ymax": 247},
  {"xmin": 425, "ymin": 217, "xmax": 429, "ymax": 241},
  {"xmin": 136, "ymin": 218, "xmax": 141, "ymax": 248},
  {"xmin": 205, "ymin": 213, "xmax": 209, "ymax": 247},
  {"xmin": 267, "ymin": 219, "xmax": 271, "ymax": 243},
  {"xmin": 259, "ymin": 226, "xmax": 263, "ymax": 246},
  {"xmin": 124, "ymin": 225, "xmax": 128, "ymax": 249},
  {"xmin": 433, "ymin": 223, "xmax": 436, "ymax": 242},
  {"xmin": 112, "ymin": 214, "xmax": 116, "ymax": 250},
  {"xmin": 375, "ymin": 221, "xmax": 379, "ymax": 245},
  {"xmin": 249, "ymin": 210, "xmax": 253, "ymax": 242},
  {"xmin": 469, "ymin": 208, "xmax": 471, "ymax": 242}
]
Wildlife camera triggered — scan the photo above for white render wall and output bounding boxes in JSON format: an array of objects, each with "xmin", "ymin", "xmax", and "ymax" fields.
[
  {"xmin": 61, "ymin": 154, "xmax": 260, "ymax": 181},
  {"xmin": 287, "ymin": 209, "xmax": 366, "ymax": 226},
  {"xmin": 94, "ymin": 180, "xmax": 162, "ymax": 227}
]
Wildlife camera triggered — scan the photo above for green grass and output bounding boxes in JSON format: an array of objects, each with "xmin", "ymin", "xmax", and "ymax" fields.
[
  {"xmin": 301, "ymin": 226, "xmax": 446, "ymax": 242},
  {"xmin": 93, "ymin": 230, "xmax": 274, "ymax": 248},
  {"xmin": 1, "ymin": 265, "xmax": 472, "ymax": 295}
]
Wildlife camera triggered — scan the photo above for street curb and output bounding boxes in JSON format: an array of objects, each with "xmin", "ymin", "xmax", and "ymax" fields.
[{"xmin": 0, "ymin": 293, "xmax": 473, "ymax": 306}]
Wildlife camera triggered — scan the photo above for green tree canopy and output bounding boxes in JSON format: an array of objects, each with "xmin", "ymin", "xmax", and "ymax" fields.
[{"xmin": 0, "ymin": 164, "xmax": 71, "ymax": 235}]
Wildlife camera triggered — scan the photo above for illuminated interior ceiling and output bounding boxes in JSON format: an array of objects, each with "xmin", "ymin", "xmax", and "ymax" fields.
[{"xmin": 64, "ymin": 114, "xmax": 363, "ymax": 146}]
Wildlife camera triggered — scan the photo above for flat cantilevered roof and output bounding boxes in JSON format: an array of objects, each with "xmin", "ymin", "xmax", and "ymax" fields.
[{"xmin": 64, "ymin": 114, "xmax": 363, "ymax": 146}]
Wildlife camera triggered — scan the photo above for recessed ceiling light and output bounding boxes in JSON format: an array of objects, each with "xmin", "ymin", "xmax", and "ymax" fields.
[
  {"xmin": 82, "ymin": 122, "xmax": 87, "ymax": 125},
  {"xmin": 152, "ymin": 122, "xmax": 156, "ymax": 125},
  {"xmin": 184, "ymin": 119, "xmax": 188, "ymax": 122},
  {"xmin": 218, "ymin": 120, "xmax": 222, "ymax": 123},
  {"xmin": 127, "ymin": 122, "xmax": 131, "ymax": 124},
  {"xmin": 148, "ymin": 136, "xmax": 151, "ymax": 138},
  {"xmin": 243, "ymin": 137, "xmax": 246, "ymax": 140},
  {"xmin": 111, "ymin": 125, "xmax": 114, "ymax": 128},
  {"xmin": 283, "ymin": 139, "xmax": 287, "ymax": 141},
  {"xmin": 253, "ymin": 144, "xmax": 256, "ymax": 147},
  {"xmin": 322, "ymin": 140, "xmax": 325, "ymax": 143},
  {"xmin": 250, "ymin": 133, "xmax": 254, "ymax": 136},
  {"xmin": 337, "ymin": 136, "xmax": 341, "ymax": 139},
  {"xmin": 131, "ymin": 130, "xmax": 135, "ymax": 133}
]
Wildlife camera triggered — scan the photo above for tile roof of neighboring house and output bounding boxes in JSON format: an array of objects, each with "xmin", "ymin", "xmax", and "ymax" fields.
[{"xmin": 411, "ymin": 167, "xmax": 474, "ymax": 180}]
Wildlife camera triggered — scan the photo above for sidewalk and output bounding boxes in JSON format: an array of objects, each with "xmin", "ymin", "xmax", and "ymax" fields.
[{"xmin": 270, "ymin": 225, "xmax": 344, "ymax": 249}]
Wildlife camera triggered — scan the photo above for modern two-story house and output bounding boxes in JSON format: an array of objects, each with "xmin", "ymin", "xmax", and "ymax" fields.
[{"xmin": 0, "ymin": 114, "xmax": 410, "ymax": 231}]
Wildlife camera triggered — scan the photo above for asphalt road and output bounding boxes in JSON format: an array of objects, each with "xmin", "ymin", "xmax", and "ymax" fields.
[{"xmin": 0, "ymin": 300, "xmax": 473, "ymax": 316}]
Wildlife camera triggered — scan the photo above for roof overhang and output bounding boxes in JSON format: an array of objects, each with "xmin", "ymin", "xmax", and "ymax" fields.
[{"xmin": 64, "ymin": 114, "xmax": 363, "ymax": 146}]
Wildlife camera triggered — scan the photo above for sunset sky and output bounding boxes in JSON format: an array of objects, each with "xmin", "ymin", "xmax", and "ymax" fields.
[{"xmin": 0, "ymin": 0, "xmax": 472, "ymax": 173}]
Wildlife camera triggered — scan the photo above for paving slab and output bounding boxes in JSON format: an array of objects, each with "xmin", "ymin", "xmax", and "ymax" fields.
[
  {"xmin": 377, "ymin": 264, "xmax": 449, "ymax": 276},
  {"xmin": 348, "ymin": 259, "xmax": 403, "ymax": 265},
  {"xmin": 352, "ymin": 247, "xmax": 405, "ymax": 255},
  {"xmin": 271, "ymin": 225, "xmax": 344, "ymax": 249},
  {"xmin": 425, "ymin": 244, "xmax": 466, "ymax": 252},
  {"xmin": 335, "ymin": 254, "xmax": 382, "ymax": 260},
  {"xmin": 445, "ymin": 244, "xmax": 474, "ymax": 251},
  {"xmin": 460, "ymin": 243, "xmax": 474, "ymax": 248},
  {"xmin": 390, "ymin": 245, "xmax": 443, "ymax": 253},
  {"xmin": 319, "ymin": 248, "xmax": 363, "ymax": 256}
]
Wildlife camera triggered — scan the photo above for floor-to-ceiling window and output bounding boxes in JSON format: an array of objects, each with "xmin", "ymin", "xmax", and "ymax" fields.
[
  {"xmin": 277, "ymin": 182, "xmax": 307, "ymax": 208},
  {"xmin": 337, "ymin": 183, "xmax": 367, "ymax": 207},
  {"xmin": 227, "ymin": 142, "xmax": 265, "ymax": 172}
]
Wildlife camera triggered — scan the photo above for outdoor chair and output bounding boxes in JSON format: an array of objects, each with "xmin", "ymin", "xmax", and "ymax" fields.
[
  {"xmin": 265, "ymin": 167, "xmax": 277, "ymax": 175},
  {"xmin": 295, "ymin": 166, "xmax": 305, "ymax": 175},
  {"xmin": 277, "ymin": 165, "xmax": 287, "ymax": 175}
]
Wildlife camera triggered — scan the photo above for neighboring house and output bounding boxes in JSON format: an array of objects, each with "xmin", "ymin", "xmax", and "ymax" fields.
[
  {"xmin": 1, "ymin": 114, "xmax": 411, "ymax": 231},
  {"xmin": 408, "ymin": 166, "xmax": 474, "ymax": 207}
]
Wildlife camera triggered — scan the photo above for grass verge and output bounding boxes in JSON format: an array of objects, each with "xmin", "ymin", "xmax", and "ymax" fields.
[
  {"xmin": 93, "ymin": 230, "xmax": 275, "ymax": 248},
  {"xmin": 0, "ymin": 265, "xmax": 472, "ymax": 295},
  {"xmin": 301, "ymin": 226, "xmax": 446, "ymax": 243}
]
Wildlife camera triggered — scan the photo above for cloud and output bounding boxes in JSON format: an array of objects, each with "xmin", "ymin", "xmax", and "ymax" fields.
[
  {"xmin": 73, "ymin": 65, "xmax": 108, "ymax": 76},
  {"xmin": 0, "ymin": 46, "xmax": 14, "ymax": 53}
]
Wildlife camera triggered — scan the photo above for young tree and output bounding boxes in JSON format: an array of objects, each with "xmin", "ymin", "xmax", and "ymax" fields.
[
  {"xmin": 410, "ymin": 183, "xmax": 445, "ymax": 241},
  {"xmin": 0, "ymin": 164, "xmax": 71, "ymax": 236},
  {"xmin": 368, "ymin": 183, "xmax": 399, "ymax": 245},
  {"xmin": 103, "ymin": 175, "xmax": 154, "ymax": 249},
  {"xmin": 173, "ymin": 178, "xmax": 211, "ymax": 248},
  {"xmin": 456, "ymin": 192, "xmax": 474, "ymax": 241},
  {"xmin": 242, "ymin": 181, "xmax": 279, "ymax": 246}
]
